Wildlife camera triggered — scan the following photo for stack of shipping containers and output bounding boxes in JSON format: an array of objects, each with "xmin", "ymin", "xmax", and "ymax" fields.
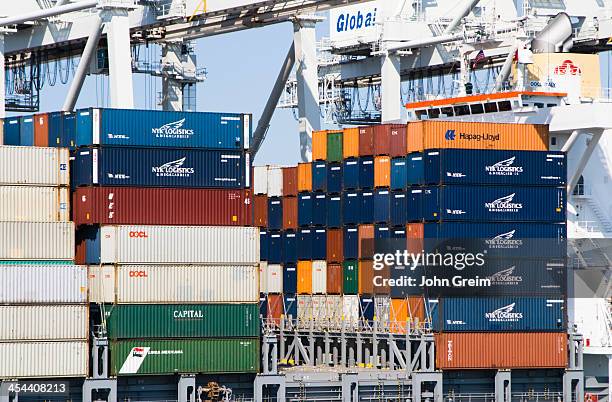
[
  {"xmin": 66, "ymin": 108, "xmax": 260, "ymax": 376},
  {"xmin": 0, "ymin": 146, "xmax": 88, "ymax": 378}
]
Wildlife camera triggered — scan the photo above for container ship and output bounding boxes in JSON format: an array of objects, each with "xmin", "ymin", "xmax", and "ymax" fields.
[{"xmin": 0, "ymin": 0, "xmax": 611, "ymax": 401}]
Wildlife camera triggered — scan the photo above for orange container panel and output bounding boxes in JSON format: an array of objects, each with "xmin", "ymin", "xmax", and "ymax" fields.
[
  {"xmin": 407, "ymin": 121, "xmax": 549, "ymax": 153},
  {"xmin": 390, "ymin": 297, "xmax": 426, "ymax": 333},
  {"xmin": 282, "ymin": 167, "xmax": 298, "ymax": 196},
  {"xmin": 282, "ymin": 197, "xmax": 298, "ymax": 230},
  {"xmin": 326, "ymin": 264, "xmax": 343, "ymax": 294},
  {"xmin": 326, "ymin": 228, "xmax": 343, "ymax": 263},
  {"xmin": 359, "ymin": 127, "xmax": 375, "ymax": 156},
  {"xmin": 312, "ymin": 130, "xmax": 327, "ymax": 161},
  {"xmin": 406, "ymin": 223, "xmax": 424, "ymax": 254},
  {"xmin": 358, "ymin": 260, "xmax": 374, "ymax": 294},
  {"xmin": 373, "ymin": 265, "xmax": 390, "ymax": 295},
  {"xmin": 374, "ymin": 156, "xmax": 391, "ymax": 187},
  {"xmin": 267, "ymin": 294, "xmax": 283, "ymax": 327},
  {"xmin": 297, "ymin": 261, "xmax": 313, "ymax": 294},
  {"xmin": 358, "ymin": 224, "xmax": 375, "ymax": 259},
  {"xmin": 34, "ymin": 113, "xmax": 49, "ymax": 147},
  {"xmin": 253, "ymin": 195, "xmax": 268, "ymax": 227},
  {"xmin": 343, "ymin": 128, "xmax": 359, "ymax": 158},
  {"xmin": 297, "ymin": 163, "xmax": 313, "ymax": 192},
  {"xmin": 435, "ymin": 332, "xmax": 568, "ymax": 370}
]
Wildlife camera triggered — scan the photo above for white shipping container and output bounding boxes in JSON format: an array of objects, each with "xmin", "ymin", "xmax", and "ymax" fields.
[
  {"xmin": 312, "ymin": 260, "xmax": 327, "ymax": 294},
  {"xmin": 0, "ymin": 341, "xmax": 88, "ymax": 378},
  {"xmin": 0, "ymin": 186, "xmax": 70, "ymax": 222},
  {"xmin": 116, "ymin": 265, "xmax": 259, "ymax": 303},
  {"xmin": 375, "ymin": 296, "xmax": 391, "ymax": 331},
  {"xmin": 258, "ymin": 262, "xmax": 268, "ymax": 293},
  {"xmin": 0, "ymin": 146, "xmax": 69, "ymax": 186},
  {"xmin": 297, "ymin": 295, "xmax": 312, "ymax": 328},
  {"xmin": 342, "ymin": 295, "xmax": 360, "ymax": 329},
  {"xmin": 88, "ymin": 265, "xmax": 116, "ymax": 304},
  {"xmin": 98, "ymin": 225, "xmax": 259, "ymax": 265},
  {"xmin": 267, "ymin": 264, "xmax": 283, "ymax": 293},
  {"xmin": 0, "ymin": 264, "xmax": 87, "ymax": 304},
  {"xmin": 253, "ymin": 165, "xmax": 268, "ymax": 195},
  {"xmin": 326, "ymin": 295, "xmax": 343, "ymax": 329},
  {"xmin": 0, "ymin": 305, "xmax": 88, "ymax": 341},
  {"xmin": 266, "ymin": 166, "xmax": 283, "ymax": 197},
  {"xmin": 0, "ymin": 222, "xmax": 74, "ymax": 260},
  {"xmin": 311, "ymin": 295, "xmax": 327, "ymax": 322}
]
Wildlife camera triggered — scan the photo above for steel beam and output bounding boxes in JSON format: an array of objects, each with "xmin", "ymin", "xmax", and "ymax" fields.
[
  {"xmin": 381, "ymin": 52, "xmax": 401, "ymax": 123},
  {"xmin": 161, "ymin": 42, "xmax": 185, "ymax": 111},
  {"xmin": 494, "ymin": 43, "xmax": 520, "ymax": 91},
  {"xmin": 0, "ymin": 0, "xmax": 98, "ymax": 26},
  {"xmin": 495, "ymin": 370, "xmax": 511, "ymax": 402},
  {"xmin": 562, "ymin": 130, "xmax": 582, "ymax": 153},
  {"xmin": 104, "ymin": 8, "xmax": 134, "ymax": 108},
  {"xmin": 443, "ymin": 0, "xmax": 481, "ymax": 34},
  {"xmin": 568, "ymin": 130, "xmax": 604, "ymax": 194},
  {"xmin": 178, "ymin": 375, "xmax": 196, "ymax": 402}
]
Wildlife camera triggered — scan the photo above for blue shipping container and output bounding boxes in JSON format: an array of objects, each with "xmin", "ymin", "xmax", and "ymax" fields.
[
  {"xmin": 343, "ymin": 158, "xmax": 359, "ymax": 189},
  {"xmin": 3, "ymin": 118, "xmax": 20, "ymax": 145},
  {"xmin": 421, "ymin": 186, "xmax": 566, "ymax": 222},
  {"xmin": 326, "ymin": 195, "xmax": 342, "ymax": 228},
  {"xmin": 19, "ymin": 116, "xmax": 34, "ymax": 146},
  {"xmin": 298, "ymin": 193, "xmax": 313, "ymax": 227},
  {"xmin": 75, "ymin": 108, "xmax": 251, "ymax": 149},
  {"xmin": 260, "ymin": 230, "xmax": 269, "ymax": 261},
  {"xmin": 283, "ymin": 265, "xmax": 297, "ymax": 294},
  {"xmin": 312, "ymin": 193, "xmax": 327, "ymax": 226},
  {"xmin": 268, "ymin": 197, "xmax": 283, "ymax": 231},
  {"xmin": 297, "ymin": 228, "xmax": 313, "ymax": 260},
  {"xmin": 359, "ymin": 157, "xmax": 374, "ymax": 189},
  {"xmin": 390, "ymin": 191, "xmax": 408, "ymax": 226},
  {"xmin": 360, "ymin": 190, "xmax": 374, "ymax": 223},
  {"xmin": 375, "ymin": 224, "xmax": 390, "ymax": 239},
  {"xmin": 312, "ymin": 228, "xmax": 327, "ymax": 260},
  {"xmin": 374, "ymin": 189, "xmax": 391, "ymax": 223},
  {"xmin": 391, "ymin": 227, "xmax": 406, "ymax": 239},
  {"xmin": 284, "ymin": 294, "xmax": 297, "ymax": 318},
  {"xmin": 343, "ymin": 226, "xmax": 359, "ymax": 260},
  {"xmin": 360, "ymin": 296, "xmax": 375, "ymax": 320},
  {"xmin": 327, "ymin": 162, "xmax": 342, "ymax": 193},
  {"xmin": 48, "ymin": 112, "xmax": 63, "ymax": 147},
  {"xmin": 72, "ymin": 147, "xmax": 248, "ymax": 188},
  {"xmin": 406, "ymin": 153, "xmax": 424, "ymax": 186},
  {"xmin": 433, "ymin": 297, "xmax": 566, "ymax": 332},
  {"xmin": 268, "ymin": 232, "xmax": 283, "ymax": 263},
  {"xmin": 391, "ymin": 157, "xmax": 407, "ymax": 190},
  {"xmin": 312, "ymin": 162, "xmax": 327, "ymax": 192},
  {"xmin": 342, "ymin": 191, "xmax": 360, "ymax": 225},
  {"xmin": 62, "ymin": 112, "xmax": 77, "ymax": 149},
  {"xmin": 283, "ymin": 231, "xmax": 297, "ymax": 263},
  {"xmin": 259, "ymin": 295, "xmax": 268, "ymax": 318},
  {"xmin": 407, "ymin": 189, "xmax": 423, "ymax": 222},
  {"xmin": 423, "ymin": 149, "xmax": 566, "ymax": 186}
]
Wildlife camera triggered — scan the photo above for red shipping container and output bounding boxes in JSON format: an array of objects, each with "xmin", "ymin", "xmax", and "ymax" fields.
[
  {"xmin": 253, "ymin": 194, "xmax": 268, "ymax": 227},
  {"xmin": 282, "ymin": 197, "xmax": 298, "ymax": 230},
  {"xmin": 373, "ymin": 124, "xmax": 391, "ymax": 155},
  {"xmin": 282, "ymin": 167, "xmax": 298, "ymax": 196},
  {"xmin": 326, "ymin": 228, "xmax": 343, "ymax": 263},
  {"xmin": 387, "ymin": 124, "xmax": 407, "ymax": 157},
  {"xmin": 34, "ymin": 113, "xmax": 49, "ymax": 147},
  {"xmin": 406, "ymin": 223, "xmax": 424, "ymax": 254},
  {"xmin": 326, "ymin": 264, "xmax": 342, "ymax": 294},
  {"xmin": 358, "ymin": 127, "xmax": 374, "ymax": 156},
  {"xmin": 358, "ymin": 224, "xmax": 374, "ymax": 259},
  {"xmin": 73, "ymin": 187, "xmax": 252, "ymax": 226},
  {"xmin": 267, "ymin": 294, "xmax": 283, "ymax": 327}
]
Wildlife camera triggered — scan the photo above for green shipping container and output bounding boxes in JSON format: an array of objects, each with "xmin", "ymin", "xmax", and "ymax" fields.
[
  {"xmin": 343, "ymin": 261, "xmax": 358, "ymax": 294},
  {"xmin": 326, "ymin": 131, "xmax": 343, "ymax": 162},
  {"xmin": 111, "ymin": 338, "xmax": 259, "ymax": 375},
  {"xmin": 106, "ymin": 304, "xmax": 259, "ymax": 339}
]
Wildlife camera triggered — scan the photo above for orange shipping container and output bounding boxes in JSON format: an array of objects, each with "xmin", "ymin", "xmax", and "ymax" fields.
[
  {"xmin": 435, "ymin": 332, "xmax": 568, "ymax": 370},
  {"xmin": 343, "ymin": 128, "xmax": 359, "ymax": 158},
  {"xmin": 358, "ymin": 224, "xmax": 374, "ymax": 259},
  {"xmin": 267, "ymin": 294, "xmax": 283, "ymax": 327},
  {"xmin": 358, "ymin": 127, "xmax": 375, "ymax": 156},
  {"xmin": 374, "ymin": 156, "xmax": 391, "ymax": 187},
  {"xmin": 282, "ymin": 167, "xmax": 298, "ymax": 196},
  {"xmin": 312, "ymin": 130, "xmax": 327, "ymax": 161},
  {"xmin": 326, "ymin": 228, "xmax": 343, "ymax": 263},
  {"xmin": 373, "ymin": 265, "xmax": 390, "ymax": 295},
  {"xmin": 297, "ymin": 261, "xmax": 313, "ymax": 294},
  {"xmin": 282, "ymin": 197, "xmax": 298, "ymax": 230},
  {"xmin": 253, "ymin": 195, "xmax": 268, "ymax": 227},
  {"xmin": 34, "ymin": 113, "xmax": 49, "ymax": 147},
  {"xmin": 326, "ymin": 264, "xmax": 343, "ymax": 294},
  {"xmin": 407, "ymin": 121, "xmax": 549, "ymax": 153},
  {"xmin": 297, "ymin": 163, "xmax": 312, "ymax": 192},
  {"xmin": 406, "ymin": 223, "xmax": 424, "ymax": 254},
  {"xmin": 358, "ymin": 260, "xmax": 374, "ymax": 294},
  {"xmin": 390, "ymin": 297, "xmax": 426, "ymax": 333}
]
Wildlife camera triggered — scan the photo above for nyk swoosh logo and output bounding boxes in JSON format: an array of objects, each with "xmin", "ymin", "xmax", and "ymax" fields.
[
  {"xmin": 493, "ymin": 230, "xmax": 516, "ymax": 240},
  {"xmin": 490, "ymin": 194, "xmax": 516, "ymax": 206},
  {"xmin": 158, "ymin": 157, "xmax": 186, "ymax": 170},
  {"xmin": 492, "ymin": 157, "xmax": 516, "ymax": 168},
  {"xmin": 159, "ymin": 118, "xmax": 186, "ymax": 131}
]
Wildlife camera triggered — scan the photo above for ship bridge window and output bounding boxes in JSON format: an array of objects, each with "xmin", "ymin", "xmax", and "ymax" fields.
[
  {"xmin": 528, "ymin": 0, "xmax": 565, "ymax": 9},
  {"xmin": 497, "ymin": 101, "xmax": 512, "ymax": 112},
  {"xmin": 440, "ymin": 107, "xmax": 454, "ymax": 117},
  {"xmin": 484, "ymin": 102, "xmax": 498, "ymax": 113},
  {"xmin": 415, "ymin": 110, "xmax": 428, "ymax": 120},
  {"xmin": 548, "ymin": 103, "xmax": 557, "ymax": 107},
  {"xmin": 534, "ymin": 102, "xmax": 544, "ymax": 108},
  {"xmin": 454, "ymin": 105, "xmax": 470, "ymax": 116},
  {"xmin": 427, "ymin": 108, "xmax": 441, "ymax": 119},
  {"xmin": 470, "ymin": 104, "xmax": 485, "ymax": 114}
]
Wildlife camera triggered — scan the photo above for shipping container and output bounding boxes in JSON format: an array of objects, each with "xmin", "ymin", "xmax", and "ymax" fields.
[
  {"xmin": 327, "ymin": 131, "xmax": 343, "ymax": 162},
  {"xmin": 432, "ymin": 297, "xmax": 566, "ymax": 332},
  {"xmin": 111, "ymin": 339, "xmax": 259, "ymax": 375},
  {"xmin": 373, "ymin": 265, "xmax": 391, "ymax": 295},
  {"xmin": 375, "ymin": 224, "xmax": 390, "ymax": 239},
  {"xmin": 326, "ymin": 195, "xmax": 342, "ymax": 228},
  {"xmin": 283, "ymin": 265, "xmax": 297, "ymax": 294},
  {"xmin": 34, "ymin": 113, "xmax": 49, "ymax": 147},
  {"xmin": 343, "ymin": 158, "xmax": 359, "ymax": 189},
  {"xmin": 374, "ymin": 189, "xmax": 391, "ymax": 223},
  {"xmin": 371, "ymin": 124, "xmax": 391, "ymax": 155},
  {"xmin": 343, "ymin": 261, "xmax": 359, "ymax": 295},
  {"xmin": 297, "ymin": 228, "xmax": 313, "ymax": 260},
  {"xmin": 0, "ymin": 222, "xmax": 74, "ymax": 260},
  {"xmin": 297, "ymin": 261, "xmax": 312, "ymax": 294},
  {"xmin": 360, "ymin": 190, "xmax": 374, "ymax": 223},
  {"xmin": 390, "ymin": 297, "xmax": 426, "ymax": 333},
  {"xmin": 358, "ymin": 224, "xmax": 374, "ymax": 259},
  {"xmin": 0, "ymin": 118, "xmax": 3, "ymax": 144},
  {"xmin": 312, "ymin": 228, "xmax": 327, "ymax": 260},
  {"xmin": 407, "ymin": 121, "xmax": 549, "ymax": 153},
  {"xmin": 0, "ymin": 186, "xmax": 69, "ymax": 222},
  {"xmin": 312, "ymin": 130, "xmax": 327, "ymax": 161},
  {"xmin": 78, "ymin": 225, "xmax": 258, "ymax": 265},
  {"xmin": 297, "ymin": 295, "xmax": 313, "ymax": 326},
  {"xmin": 284, "ymin": 294, "xmax": 297, "ymax": 319},
  {"xmin": 327, "ymin": 162, "xmax": 342, "ymax": 193},
  {"xmin": 73, "ymin": 187, "xmax": 251, "ymax": 226},
  {"xmin": 267, "ymin": 294, "xmax": 283, "ymax": 325},
  {"xmin": 88, "ymin": 265, "xmax": 115, "ymax": 304},
  {"xmin": 388, "ymin": 124, "xmax": 408, "ymax": 157},
  {"xmin": 0, "ymin": 342, "xmax": 88, "ymax": 378},
  {"xmin": 111, "ymin": 264, "xmax": 258, "ymax": 303},
  {"xmin": 297, "ymin": 163, "xmax": 312, "ymax": 192},
  {"xmin": 343, "ymin": 128, "xmax": 359, "ymax": 158},
  {"xmin": 326, "ymin": 264, "xmax": 343, "ymax": 294},
  {"xmin": 0, "ymin": 146, "xmax": 69, "ymax": 186},
  {"xmin": 326, "ymin": 228, "xmax": 343, "ymax": 263},
  {"xmin": 282, "ymin": 196, "xmax": 298, "ymax": 230},
  {"xmin": 423, "ymin": 149, "xmax": 566, "ymax": 186},
  {"xmin": 266, "ymin": 264, "xmax": 283, "ymax": 293},
  {"xmin": 375, "ymin": 296, "xmax": 391, "ymax": 329},
  {"xmin": 312, "ymin": 162, "xmax": 327, "ymax": 192},
  {"xmin": 72, "ymin": 147, "xmax": 248, "ymax": 188},
  {"xmin": 253, "ymin": 166, "xmax": 268, "ymax": 195},
  {"xmin": 312, "ymin": 193, "xmax": 327, "ymax": 226},
  {"xmin": 267, "ymin": 232, "xmax": 282, "ymax": 263},
  {"xmin": 0, "ymin": 305, "xmax": 88, "ymax": 341},
  {"xmin": 421, "ymin": 185, "xmax": 566, "ymax": 222},
  {"xmin": 298, "ymin": 193, "xmax": 313, "ymax": 227},
  {"xmin": 360, "ymin": 296, "xmax": 375, "ymax": 321},
  {"xmin": 107, "ymin": 304, "xmax": 258, "ymax": 339},
  {"xmin": 391, "ymin": 157, "xmax": 407, "ymax": 190},
  {"xmin": 76, "ymin": 108, "xmax": 251, "ymax": 149},
  {"xmin": 312, "ymin": 261, "xmax": 327, "ymax": 294},
  {"xmin": 374, "ymin": 156, "xmax": 391, "ymax": 187},
  {"xmin": 283, "ymin": 231, "xmax": 297, "ymax": 263},
  {"xmin": 359, "ymin": 260, "xmax": 375, "ymax": 294},
  {"xmin": 406, "ymin": 153, "xmax": 424, "ymax": 185},
  {"xmin": 266, "ymin": 166, "xmax": 283, "ymax": 197},
  {"xmin": 435, "ymin": 332, "xmax": 568, "ymax": 369},
  {"xmin": 253, "ymin": 194, "xmax": 268, "ymax": 227},
  {"xmin": 358, "ymin": 127, "xmax": 374, "ymax": 156},
  {"xmin": 3, "ymin": 118, "xmax": 20, "ymax": 145},
  {"xmin": 19, "ymin": 116, "xmax": 34, "ymax": 146},
  {"xmin": 282, "ymin": 166, "xmax": 298, "ymax": 196},
  {"xmin": 0, "ymin": 264, "xmax": 87, "ymax": 304},
  {"xmin": 359, "ymin": 156, "xmax": 375, "ymax": 188},
  {"xmin": 47, "ymin": 112, "xmax": 62, "ymax": 147},
  {"xmin": 390, "ymin": 191, "xmax": 408, "ymax": 226},
  {"xmin": 259, "ymin": 262, "xmax": 267, "ymax": 293},
  {"xmin": 343, "ymin": 295, "xmax": 360, "ymax": 328},
  {"xmin": 60, "ymin": 111, "xmax": 77, "ymax": 149},
  {"xmin": 343, "ymin": 226, "xmax": 358, "ymax": 260},
  {"xmin": 407, "ymin": 189, "xmax": 424, "ymax": 222},
  {"xmin": 260, "ymin": 230, "xmax": 269, "ymax": 261}
]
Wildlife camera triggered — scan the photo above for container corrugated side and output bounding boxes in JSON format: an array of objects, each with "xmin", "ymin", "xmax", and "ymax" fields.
[
  {"xmin": 253, "ymin": 166, "xmax": 268, "ymax": 195},
  {"xmin": 111, "ymin": 338, "xmax": 259, "ymax": 375},
  {"xmin": 435, "ymin": 332, "xmax": 568, "ymax": 369},
  {"xmin": 0, "ymin": 222, "xmax": 74, "ymax": 260},
  {"xmin": 0, "ymin": 341, "xmax": 89, "ymax": 378},
  {"xmin": 0, "ymin": 305, "xmax": 88, "ymax": 341},
  {"xmin": 0, "ymin": 146, "xmax": 69, "ymax": 186},
  {"xmin": 88, "ymin": 265, "xmax": 115, "ymax": 304},
  {"xmin": 267, "ymin": 166, "xmax": 283, "ymax": 197},
  {"xmin": 115, "ymin": 265, "xmax": 258, "ymax": 303},
  {"xmin": 0, "ymin": 264, "xmax": 87, "ymax": 303},
  {"xmin": 107, "ymin": 304, "xmax": 259, "ymax": 339},
  {"xmin": 86, "ymin": 225, "xmax": 258, "ymax": 265},
  {"xmin": 0, "ymin": 186, "xmax": 70, "ymax": 222}
]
